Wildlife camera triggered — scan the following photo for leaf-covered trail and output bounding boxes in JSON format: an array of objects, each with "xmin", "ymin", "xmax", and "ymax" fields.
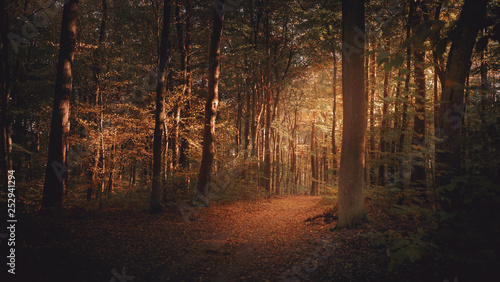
[
  {"xmin": 17, "ymin": 195, "xmax": 409, "ymax": 281},
  {"xmin": 154, "ymin": 195, "xmax": 331, "ymax": 281}
]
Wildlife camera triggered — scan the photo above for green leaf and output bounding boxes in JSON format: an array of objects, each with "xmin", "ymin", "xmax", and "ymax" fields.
[
  {"xmin": 377, "ymin": 51, "xmax": 391, "ymax": 65},
  {"xmin": 399, "ymin": 68, "xmax": 410, "ymax": 75}
]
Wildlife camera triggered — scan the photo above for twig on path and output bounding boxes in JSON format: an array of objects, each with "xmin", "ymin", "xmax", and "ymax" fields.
[{"xmin": 305, "ymin": 209, "xmax": 338, "ymax": 224}]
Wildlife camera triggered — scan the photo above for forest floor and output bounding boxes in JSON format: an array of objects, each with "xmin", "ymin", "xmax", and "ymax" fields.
[{"xmin": 12, "ymin": 195, "xmax": 429, "ymax": 282}]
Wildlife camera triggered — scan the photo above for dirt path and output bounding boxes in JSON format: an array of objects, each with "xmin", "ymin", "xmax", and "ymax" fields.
[
  {"xmin": 18, "ymin": 194, "xmax": 419, "ymax": 281},
  {"xmin": 18, "ymin": 195, "xmax": 343, "ymax": 282},
  {"xmin": 151, "ymin": 195, "xmax": 331, "ymax": 281}
]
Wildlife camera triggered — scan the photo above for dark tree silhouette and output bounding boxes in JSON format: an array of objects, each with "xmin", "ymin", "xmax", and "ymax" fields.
[{"xmin": 42, "ymin": 0, "xmax": 79, "ymax": 210}]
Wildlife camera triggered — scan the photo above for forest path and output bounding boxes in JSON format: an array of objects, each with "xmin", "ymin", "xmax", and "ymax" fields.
[
  {"xmin": 152, "ymin": 195, "xmax": 331, "ymax": 281},
  {"xmin": 206, "ymin": 195, "xmax": 324, "ymax": 281},
  {"xmin": 19, "ymin": 194, "xmax": 403, "ymax": 282}
]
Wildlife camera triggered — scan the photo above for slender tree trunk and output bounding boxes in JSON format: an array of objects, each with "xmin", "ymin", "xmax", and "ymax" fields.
[
  {"xmin": 236, "ymin": 90, "xmax": 242, "ymax": 151},
  {"xmin": 310, "ymin": 117, "xmax": 317, "ymax": 195},
  {"xmin": 378, "ymin": 42, "xmax": 390, "ymax": 185},
  {"xmin": 337, "ymin": 0, "xmax": 368, "ymax": 229},
  {"xmin": 244, "ymin": 78, "xmax": 251, "ymax": 157},
  {"xmin": 151, "ymin": 0, "xmax": 172, "ymax": 214},
  {"xmin": 369, "ymin": 51, "xmax": 376, "ymax": 184},
  {"xmin": 264, "ymin": 2, "xmax": 272, "ymax": 194},
  {"xmin": 411, "ymin": 41, "xmax": 426, "ymax": 186},
  {"xmin": 87, "ymin": 0, "xmax": 108, "ymax": 201},
  {"xmin": 332, "ymin": 51, "xmax": 338, "ymax": 178},
  {"xmin": 196, "ymin": 1, "xmax": 224, "ymax": 202},
  {"xmin": 42, "ymin": 0, "xmax": 79, "ymax": 210},
  {"xmin": 398, "ymin": 1, "xmax": 413, "ymax": 184},
  {"xmin": 178, "ymin": 0, "xmax": 191, "ymax": 168}
]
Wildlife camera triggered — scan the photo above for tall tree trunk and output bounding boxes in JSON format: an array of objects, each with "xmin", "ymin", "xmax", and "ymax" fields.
[
  {"xmin": 151, "ymin": 0, "xmax": 172, "ymax": 214},
  {"xmin": 337, "ymin": 0, "xmax": 368, "ymax": 229},
  {"xmin": 236, "ymin": 90, "xmax": 242, "ymax": 151},
  {"xmin": 435, "ymin": 0, "xmax": 488, "ymax": 187},
  {"xmin": 378, "ymin": 42, "xmax": 390, "ymax": 185},
  {"xmin": 42, "ymin": 0, "xmax": 79, "ymax": 210},
  {"xmin": 332, "ymin": 51, "xmax": 338, "ymax": 178},
  {"xmin": 87, "ymin": 0, "xmax": 108, "ymax": 201},
  {"xmin": 0, "ymin": 0, "xmax": 12, "ymax": 191},
  {"xmin": 310, "ymin": 117, "xmax": 317, "ymax": 195},
  {"xmin": 398, "ymin": 1, "xmax": 413, "ymax": 184},
  {"xmin": 196, "ymin": 1, "xmax": 224, "ymax": 203},
  {"xmin": 411, "ymin": 40, "xmax": 426, "ymax": 187},
  {"xmin": 179, "ymin": 0, "xmax": 191, "ymax": 168},
  {"xmin": 264, "ymin": 1, "xmax": 272, "ymax": 194},
  {"xmin": 369, "ymin": 51, "xmax": 376, "ymax": 185}
]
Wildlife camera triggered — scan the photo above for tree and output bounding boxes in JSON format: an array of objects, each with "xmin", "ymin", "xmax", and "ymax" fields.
[
  {"xmin": 435, "ymin": 0, "xmax": 489, "ymax": 188},
  {"xmin": 42, "ymin": 0, "xmax": 79, "ymax": 210},
  {"xmin": 196, "ymin": 0, "xmax": 224, "ymax": 204},
  {"xmin": 264, "ymin": 1, "xmax": 272, "ymax": 194},
  {"xmin": 151, "ymin": 0, "xmax": 173, "ymax": 214},
  {"xmin": 411, "ymin": 2, "xmax": 426, "ymax": 187},
  {"xmin": 336, "ymin": 0, "xmax": 369, "ymax": 229}
]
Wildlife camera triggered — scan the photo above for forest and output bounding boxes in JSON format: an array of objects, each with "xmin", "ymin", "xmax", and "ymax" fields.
[{"xmin": 1, "ymin": 0, "xmax": 500, "ymax": 281}]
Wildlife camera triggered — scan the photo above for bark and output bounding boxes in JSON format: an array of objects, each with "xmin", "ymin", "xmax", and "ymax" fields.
[
  {"xmin": 435, "ymin": 0, "xmax": 488, "ymax": 187},
  {"xmin": 42, "ymin": 0, "xmax": 79, "ymax": 210},
  {"xmin": 310, "ymin": 118, "xmax": 317, "ymax": 195},
  {"xmin": 337, "ymin": 0, "xmax": 368, "ymax": 229},
  {"xmin": 196, "ymin": 1, "xmax": 224, "ymax": 202},
  {"xmin": 264, "ymin": 2, "xmax": 272, "ymax": 193},
  {"xmin": 151, "ymin": 0, "xmax": 172, "ymax": 214},
  {"xmin": 179, "ymin": 0, "xmax": 192, "ymax": 168},
  {"xmin": 369, "ymin": 51, "xmax": 376, "ymax": 184},
  {"xmin": 411, "ymin": 4, "xmax": 426, "ymax": 186},
  {"xmin": 378, "ymin": 42, "xmax": 390, "ymax": 185},
  {"xmin": 398, "ymin": 1, "xmax": 413, "ymax": 183},
  {"xmin": 332, "ymin": 51, "xmax": 338, "ymax": 178}
]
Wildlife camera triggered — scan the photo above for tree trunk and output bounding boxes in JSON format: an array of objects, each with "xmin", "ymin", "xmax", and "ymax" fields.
[
  {"xmin": 196, "ymin": 1, "xmax": 224, "ymax": 203},
  {"xmin": 151, "ymin": 0, "xmax": 172, "ymax": 214},
  {"xmin": 337, "ymin": 0, "xmax": 368, "ymax": 229},
  {"xmin": 310, "ymin": 118, "xmax": 317, "ymax": 195},
  {"xmin": 435, "ymin": 0, "xmax": 488, "ymax": 187},
  {"xmin": 369, "ymin": 51, "xmax": 376, "ymax": 185},
  {"xmin": 42, "ymin": 0, "xmax": 79, "ymax": 210},
  {"xmin": 332, "ymin": 51, "xmax": 338, "ymax": 178},
  {"xmin": 411, "ymin": 46, "xmax": 426, "ymax": 186},
  {"xmin": 87, "ymin": 0, "xmax": 108, "ymax": 201},
  {"xmin": 264, "ymin": 2, "xmax": 272, "ymax": 194},
  {"xmin": 378, "ymin": 42, "xmax": 390, "ymax": 185},
  {"xmin": 179, "ymin": 0, "xmax": 192, "ymax": 168},
  {"xmin": 398, "ymin": 1, "xmax": 413, "ymax": 184}
]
